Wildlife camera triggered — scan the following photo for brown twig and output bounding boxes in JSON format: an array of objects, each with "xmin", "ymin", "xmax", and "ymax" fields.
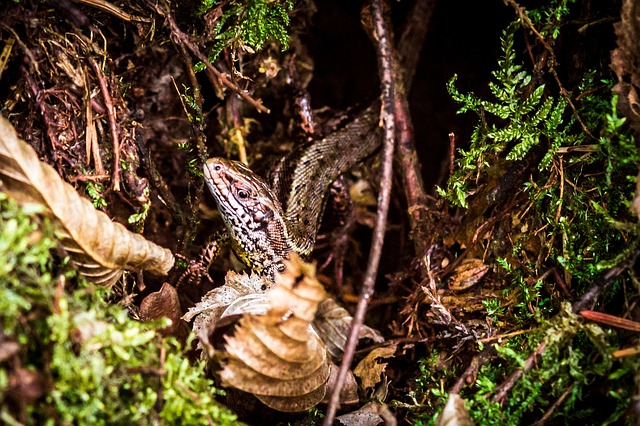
[
  {"xmin": 397, "ymin": 0, "xmax": 437, "ymax": 91},
  {"xmin": 492, "ymin": 340, "xmax": 547, "ymax": 404},
  {"xmin": 448, "ymin": 132, "xmax": 456, "ymax": 178},
  {"xmin": 134, "ymin": 132, "xmax": 185, "ymax": 227},
  {"xmin": 449, "ymin": 347, "xmax": 498, "ymax": 394},
  {"xmin": 390, "ymin": 0, "xmax": 434, "ymax": 274},
  {"xmin": 84, "ymin": 66, "xmax": 105, "ymax": 175},
  {"xmin": 323, "ymin": 0, "xmax": 396, "ymax": 423},
  {"xmin": 150, "ymin": 0, "xmax": 269, "ymax": 114},
  {"xmin": 530, "ymin": 382, "xmax": 574, "ymax": 425},
  {"xmin": 173, "ymin": 41, "xmax": 208, "ymax": 250},
  {"xmin": 22, "ymin": 68, "xmax": 62, "ymax": 168},
  {"xmin": 88, "ymin": 57, "xmax": 121, "ymax": 191},
  {"xmin": 73, "ymin": 0, "xmax": 152, "ymax": 23}
]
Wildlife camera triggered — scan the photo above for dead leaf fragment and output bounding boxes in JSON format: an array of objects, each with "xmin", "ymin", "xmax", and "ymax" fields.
[
  {"xmin": 183, "ymin": 271, "xmax": 269, "ymax": 351},
  {"xmin": 448, "ymin": 258, "xmax": 489, "ymax": 292},
  {"xmin": 6, "ymin": 367, "xmax": 46, "ymax": 404},
  {"xmin": 335, "ymin": 400, "xmax": 397, "ymax": 426},
  {"xmin": 314, "ymin": 298, "xmax": 385, "ymax": 359},
  {"xmin": 0, "ymin": 116, "xmax": 174, "ymax": 286},
  {"xmin": 140, "ymin": 283, "xmax": 184, "ymax": 337},
  {"xmin": 353, "ymin": 343, "xmax": 397, "ymax": 391},
  {"xmin": 612, "ymin": 0, "xmax": 640, "ymax": 132},
  {"xmin": 0, "ymin": 340, "xmax": 20, "ymax": 363},
  {"xmin": 435, "ymin": 393, "xmax": 475, "ymax": 426},
  {"xmin": 325, "ymin": 362, "xmax": 359, "ymax": 406}
]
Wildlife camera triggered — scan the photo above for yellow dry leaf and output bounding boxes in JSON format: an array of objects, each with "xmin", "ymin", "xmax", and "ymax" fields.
[
  {"xmin": 0, "ymin": 116, "xmax": 174, "ymax": 286},
  {"xmin": 353, "ymin": 343, "xmax": 398, "ymax": 391}
]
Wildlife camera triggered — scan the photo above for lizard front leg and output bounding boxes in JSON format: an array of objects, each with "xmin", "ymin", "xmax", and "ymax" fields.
[{"xmin": 175, "ymin": 230, "xmax": 230, "ymax": 287}]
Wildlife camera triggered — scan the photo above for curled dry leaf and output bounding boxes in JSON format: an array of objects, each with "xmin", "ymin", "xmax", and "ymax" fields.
[
  {"xmin": 314, "ymin": 298, "xmax": 385, "ymax": 359},
  {"xmin": 216, "ymin": 254, "xmax": 335, "ymax": 412},
  {"xmin": 182, "ymin": 271, "xmax": 269, "ymax": 351},
  {"xmin": 353, "ymin": 343, "xmax": 397, "ymax": 392},
  {"xmin": 448, "ymin": 258, "xmax": 489, "ymax": 292},
  {"xmin": 140, "ymin": 283, "xmax": 186, "ymax": 337},
  {"xmin": 0, "ymin": 116, "xmax": 174, "ymax": 286},
  {"xmin": 435, "ymin": 393, "xmax": 475, "ymax": 426},
  {"xmin": 325, "ymin": 362, "xmax": 359, "ymax": 406}
]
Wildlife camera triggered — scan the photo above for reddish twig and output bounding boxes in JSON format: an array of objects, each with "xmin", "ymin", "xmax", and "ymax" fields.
[
  {"xmin": 397, "ymin": 0, "xmax": 437, "ymax": 90},
  {"xmin": 22, "ymin": 68, "xmax": 60, "ymax": 164},
  {"xmin": 448, "ymin": 132, "xmax": 456, "ymax": 178},
  {"xmin": 323, "ymin": 0, "xmax": 396, "ymax": 423},
  {"xmin": 392, "ymin": 0, "xmax": 434, "ymax": 272},
  {"xmin": 449, "ymin": 347, "xmax": 498, "ymax": 394},
  {"xmin": 88, "ymin": 57, "xmax": 121, "ymax": 191},
  {"xmin": 150, "ymin": 0, "xmax": 269, "ymax": 114},
  {"xmin": 531, "ymin": 382, "xmax": 575, "ymax": 425},
  {"xmin": 493, "ymin": 340, "xmax": 547, "ymax": 404}
]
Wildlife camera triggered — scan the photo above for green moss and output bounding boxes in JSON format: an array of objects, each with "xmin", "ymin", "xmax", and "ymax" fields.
[
  {"xmin": 411, "ymin": 0, "xmax": 640, "ymax": 423},
  {"xmin": 0, "ymin": 193, "xmax": 241, "ymax": 425},
  {"xmin": 195, "ymin": 0, "xmax": 293, "ymax": 67}
]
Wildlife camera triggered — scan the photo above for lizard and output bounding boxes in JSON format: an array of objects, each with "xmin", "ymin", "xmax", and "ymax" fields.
[{"xmin": 178, "ymin": 102, "xmax": 382, "ymax": 283}]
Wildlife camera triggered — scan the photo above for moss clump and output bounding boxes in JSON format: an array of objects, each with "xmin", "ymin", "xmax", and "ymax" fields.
[{"xmin": 0, "ymin": 193, "xmax": 241, "ymax": 425}]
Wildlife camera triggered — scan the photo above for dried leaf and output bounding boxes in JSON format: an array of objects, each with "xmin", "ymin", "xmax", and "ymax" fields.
[
  {"xmin": 353, "ymin": 343, "xmax": 397, "ymax": 391},
  {"xmin": 0, "ymin": 340, "xmax": 20, "ymax": 363},
  {"xmin": 0, "ymin": 116, "xmax": 174, "ymax": 286},
  {"xmin": 325, "ymin": 362, "xmax": 359, "ymax": 406},
  {"xmin": 314, "ymin": 298, "xmax": 385, "ymax": 359},
  {"xmin": 435, "ymin": 393, "xmax": 474, "ymax": 426},
  {"xmin": 217, "ymin": 254, "xmax": 334, "ymax": 412},
  {"xmin": 448, "ymin": 258, "xmax": 489, "ymax": 292},
  {"xmin": 335, "ymin": 401, "xmax": 396, "ymax": 426},
  {"xmin": 183, "ymin": 271, "xmax": 269, "ymax": 351},
  {"xmin": 6, "ymin": 367, "xmax": 46, "ymax": 404},
  {"xmin": 140, "ymin": 283, "xmax": 184, "ymax": 337}
]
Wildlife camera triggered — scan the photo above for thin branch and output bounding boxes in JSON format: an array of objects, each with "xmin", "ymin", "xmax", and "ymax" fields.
[
  {"xmin": 73, "ymin": 0, "xmax": 152, "ymax": 23},
  {"xmin": 173, "ymin": 41, "xmax": 208, "ymax": 251},
  {"xmin": 492, "ymin": 341, "xmax": 547, "ymax": 404},
  {"xmin": 397, "ymin": 0, "xmax": 437, "ymax": 90},
  {"xmin": 449, "ymin": 347, "xmax": 498, "ymax": 394},
  {"xmin": 323, "ymin": 0, "xmax": 396, "ymax": 423},
  {"xmin": 88, "ymin": 57, "xmax": 121, "ymax": 191},
  {"xmin": 149, "ymin": 0, "xmax": 269, "ymax": 114},
  {"xmin": 134, "ymin": 132, "xmax": 185, "ymax": 227},
  {"xmin": 22, "ymin": 68, "xmax": 59, "ymax": 164},
  {"xmin": 391, "ymin": 0, "xmax": 434, "ymax": 272},
  {"xmin": 531, "ymin": 383, "xmax": 575, "ymax": 426}
]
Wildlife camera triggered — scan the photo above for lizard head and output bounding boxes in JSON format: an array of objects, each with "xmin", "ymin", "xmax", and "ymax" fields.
[{"xmin": 204, "ymin": 158, "xmax": 283, "ymax": 234}]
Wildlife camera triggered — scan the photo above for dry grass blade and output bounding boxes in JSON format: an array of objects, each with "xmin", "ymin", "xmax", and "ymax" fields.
[{"xmin": 0, "ymin": 116, "xmax": 174, "ymax": 286}]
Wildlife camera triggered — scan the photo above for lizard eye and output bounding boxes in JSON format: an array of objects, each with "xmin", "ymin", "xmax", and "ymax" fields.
[
  {"xmin": 214, "ymin": 165, "xmax": 222, "ymax": 172},
  {"xmin": 238, "ymin": 190, "xmax": 249, "ymax": 199}
]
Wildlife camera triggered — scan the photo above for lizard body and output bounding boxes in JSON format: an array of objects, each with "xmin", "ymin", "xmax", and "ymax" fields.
[{"xmin": 184, "ymin": 104, "xmax": 381, "ymax": 282}]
